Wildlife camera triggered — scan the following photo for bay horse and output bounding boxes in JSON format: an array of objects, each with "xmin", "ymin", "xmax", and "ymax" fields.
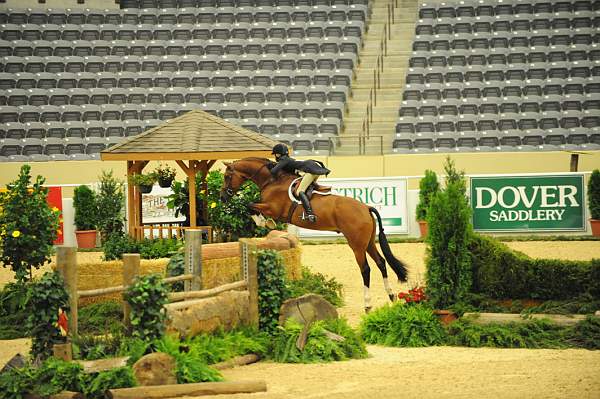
[{"xmin": 220, "ymin": 157, "xmax": 408, "ymax": 312}]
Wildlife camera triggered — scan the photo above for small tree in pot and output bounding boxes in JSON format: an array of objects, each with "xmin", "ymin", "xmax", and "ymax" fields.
[
  {"xmin": 415, "ymin": 169, "xmax": 440, "ymax": 238},
  {"xmin": 73, "ymin": 185, "xmax": 98, "ymax": 248},
  {"xmin": 588, "ymin": 169, "xmax": 600, "ymax": 236}
]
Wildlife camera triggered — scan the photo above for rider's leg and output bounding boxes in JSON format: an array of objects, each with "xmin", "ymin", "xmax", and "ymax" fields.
[{"xmin": 296, "ymin": 174, "xmax": 318, "ymax": 222}]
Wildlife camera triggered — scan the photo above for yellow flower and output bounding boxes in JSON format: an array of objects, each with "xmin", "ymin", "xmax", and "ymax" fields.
[
  {"xmin": 57, "ymin": 230, "xmax": 62, "ymax": 235},
  {"xmin": 52, "ymin": 207, "xmax": 59, "ymax": 212},
  {"xmin": 210, "ymin": 202, "xmax": 217, "ymax": 209},
  {"xmin": 12, "ymin": 230, "xmax": 21, "ymax": 238},
  {"xmin": 200, "ymin": 190, "xmax": 206, "ymax": 194}
]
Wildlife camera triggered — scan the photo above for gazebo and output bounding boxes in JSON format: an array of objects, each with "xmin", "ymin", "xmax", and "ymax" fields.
[{"xmin": 100, "ymin": 110, "xmax": 279, "ymax": 241}]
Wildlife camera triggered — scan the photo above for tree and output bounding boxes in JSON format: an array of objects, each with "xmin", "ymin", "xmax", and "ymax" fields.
[
  {"xmin": 96, "ymin": 170, "xmax": 125, "ymax": 241},
  {"xmin": 0, "ymin": 165, "xmax": 59, "ymax": 282},
  {"xmin": 425, "ymin": 157, "xmax": 473, "ymax": 308},
  {"xmin": 415, "ymin": 169, "xmax": 440, "ymax": 221}
]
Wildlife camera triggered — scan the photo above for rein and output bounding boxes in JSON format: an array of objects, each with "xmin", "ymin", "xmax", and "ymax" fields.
[{"xmin": 227, "ymin": 162, "xmax": 271, "ymax": 195}]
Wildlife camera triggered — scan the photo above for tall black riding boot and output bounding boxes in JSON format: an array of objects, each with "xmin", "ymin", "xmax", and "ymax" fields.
[{"xmin": 298, "ymin": 192, "xmax": 317, "ymax": 222}]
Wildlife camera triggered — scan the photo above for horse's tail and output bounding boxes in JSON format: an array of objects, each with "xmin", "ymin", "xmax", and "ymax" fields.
[{"xmin": 369, "ymin": 207, "xmax": 408, "ymax": 282}]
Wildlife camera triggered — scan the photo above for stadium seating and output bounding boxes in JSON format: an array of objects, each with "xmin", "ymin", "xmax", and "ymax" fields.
[
  {"xmin": 0, "ymin": 2, "xmax": 366, "ymax": 161},
  {"xmin": 394, "ymin": 0, "xmax": 600, "ymax": 153}
]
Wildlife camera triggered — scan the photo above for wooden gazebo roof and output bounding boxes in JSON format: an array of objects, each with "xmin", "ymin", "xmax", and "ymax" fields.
[
  {"xmin": 101, "ymin": 109, "xmax": 279, "ymax": 161},
  {"xmin": 100, "ymin": 110, "xmax": 280, "ymax": 239}
]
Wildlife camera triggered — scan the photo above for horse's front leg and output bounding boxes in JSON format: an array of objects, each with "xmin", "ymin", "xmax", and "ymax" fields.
[{"xmin": 249, "ymin": 202, "xmax": 277, "ymax": 229}]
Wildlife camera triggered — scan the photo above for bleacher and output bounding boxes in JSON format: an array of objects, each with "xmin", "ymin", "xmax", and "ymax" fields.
[
  {"xmin": 0, "ymin": 0, "xmax": 369, "ymax": 161},
  {"xmin": 393, "ymin": 0, "xmax": 600, "ymax": 153}
]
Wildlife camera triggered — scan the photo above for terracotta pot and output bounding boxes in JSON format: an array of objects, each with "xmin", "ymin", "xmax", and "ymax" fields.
[
  {"xmin": 139, "ymin": 184, "xmax": 153, "ymax": 194},
  {"xmin": 158, "ymin": 178, "xmax": 173, "ymax": 188},
  {"xmin": 75, "ymin": 230, "xmax": 97, "ymax": 249},
  {"xmin": 590, "ymin": 219, "xmax": 600, "ymax": 237},
  {"xmin": 433, "ymin": 309, "xmax": 457, "ymax": 325},
  {"xmin": 418, "ymin": 220, "xmax": 428, "ymax": 238}
]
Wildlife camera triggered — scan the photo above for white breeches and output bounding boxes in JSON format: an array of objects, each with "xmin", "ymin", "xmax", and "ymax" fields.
[{"xmin": 295, "ymin": 173, "xmax": 319, "ymax": 195}]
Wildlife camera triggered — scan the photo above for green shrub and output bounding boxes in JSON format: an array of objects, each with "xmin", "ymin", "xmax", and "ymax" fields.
[
  {"xmin": 286, "ymin": 267, "xmax": 344, "ymax": 307},
  {"xmin": 270, "ymin": 318, "xmax": 367, "ymax": 363},
  {"xmin": 470, "ymin": 235, "xmax": 599, "ymax": 300},
  {"xmin": 73, "ymin": 185, "xmax": 97, "ymax": 231},
  {"xmin": 0, "ymin": 165, "xmax": 60, "ymax": 282},
  {"xmin": 0, "ymin": 282, "xmax": 29, "ymax": 339},
  {"xmin": 96, "ymin": 170, "xmax": 125, "ymax": 242},
  {"xmin": 83, "ymin": 367, "xmax": 137, "ymax": 399},
  {"xmin": 425, "ymin": 157, "xmax": 473, "ymax": 308},
  {"xmin": 446, "ymin": 318, "xmax": 568, "ymax": 348},
  {"xmin": 73, "ymin": 332, "xmax": 126, "ymax": 361},
  {"xmin": 566, "ymin": 316, "xmax": 600, "ymax": 349},
  {"xmin": 188, "ymin": 328, "xmax": 268, "ymax": 364},
  {"xmin": 26, "ymin": 271, "xmax": 70, "ymax": 360},
  {"xmin": 588, "ymin": 169, "xmax": 600, "ymax": 219},
  {"xmin": 102, "ymin": 234, "xmax": 137, "ymax": 261},
  {"xmin": 257, "ymin": 250, "xmax": 289, "ymax": 333},
  {"xmin": 78, "ymin": 301, "xmax": 124, "ymax": 335},
  {"xmin": 416, "ymin": 169, "xmax": 440, "ymax": 221},
  {"xmin": 102, "ymin": 236, "xmax": 182, "ymax": 261},
  {"xmin": 360, "ymin": 302, "xmax": 446, "ymax": 347},
  {"xmin": 123, "ymin": 273, "xmax": 169, "ymax": 341}
]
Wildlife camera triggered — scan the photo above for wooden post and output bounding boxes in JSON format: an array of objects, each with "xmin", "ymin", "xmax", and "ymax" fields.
[
  {"xmin": 184, "ymin": 229, "xmax": 202, "ymax": 291},
  {"xmin": 570, "ymin": 153, "xmax": 579, "ymax": 172},
  {"xmin": 122, "ymin": 254, "xmax": 140, "ymax": 328},
  {"xmin": 107, "ymin": 380, "xmax": 267, "ymax": 399},
  {"xmin": 56, "ymin": 246, "xmax": 78, "ymax": 336},
  {"xmin": 126, "ymin": 161, "xmax": 135, "ymax": 238},
  {"xmin": 240, "ymin": 239, "xmax": 259, "ymax": 328},
  {"xmin": 52, "ymin": 342, "xmax": 73, "ymax": 361},
  {"xmin": 188, "ymin": 161, "xmax": 197, "ymax": 228}
]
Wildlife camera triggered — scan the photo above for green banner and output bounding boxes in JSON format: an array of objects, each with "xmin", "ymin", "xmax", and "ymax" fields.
[{"xmin": 470, "ymin": 175, "xmax": 585, "ymax": 232}]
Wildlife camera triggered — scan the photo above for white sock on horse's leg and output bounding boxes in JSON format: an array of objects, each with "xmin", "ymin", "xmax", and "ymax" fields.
[
  {"xmin": 364, "ymin": 286, "xmax": 371, "ymax": 310},
  {"xmin": 383, "ymin": 277, "xmax": 395, "ymax": 300}
]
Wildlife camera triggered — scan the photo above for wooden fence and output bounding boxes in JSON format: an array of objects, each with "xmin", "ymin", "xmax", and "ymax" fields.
[{"xmin": 55, "ymin": 230, "xmax": 258, "ymax": 335}]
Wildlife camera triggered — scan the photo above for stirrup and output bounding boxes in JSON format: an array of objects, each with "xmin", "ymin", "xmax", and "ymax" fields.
[{"xmin": 302, "ymin": 212, "xmax": 317, "ymax": 223}]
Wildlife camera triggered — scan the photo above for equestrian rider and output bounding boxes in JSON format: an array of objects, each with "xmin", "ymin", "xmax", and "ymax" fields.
[{"xmin": 270, "ymin": 143, "xmax": 330, "ymax": 223}]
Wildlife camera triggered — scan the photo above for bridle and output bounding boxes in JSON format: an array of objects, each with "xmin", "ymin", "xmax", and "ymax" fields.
[{"xmin": 224, "ymin": 161, "xmax": 270, "ymax": 197}]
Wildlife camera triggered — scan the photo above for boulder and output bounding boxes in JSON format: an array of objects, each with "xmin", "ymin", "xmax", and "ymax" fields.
[{"xmin": 132, "ymin": 352, "xmax": 177, "ymax": 386}]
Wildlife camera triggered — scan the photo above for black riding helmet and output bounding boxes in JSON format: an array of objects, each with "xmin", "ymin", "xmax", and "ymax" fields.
[{"xmin": 272, "ymin": 143, "xmax": 289, "ymax": 156}]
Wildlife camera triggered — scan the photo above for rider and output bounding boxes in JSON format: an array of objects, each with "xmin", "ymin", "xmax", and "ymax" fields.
[{"xmin": 270, "ymin": 143, "xmax": 330, "ymax": 223}]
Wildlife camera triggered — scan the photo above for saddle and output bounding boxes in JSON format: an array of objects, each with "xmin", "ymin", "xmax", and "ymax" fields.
[{"xmin": 290, "ymin": 179, "xmax": 332, "ymax": 200}]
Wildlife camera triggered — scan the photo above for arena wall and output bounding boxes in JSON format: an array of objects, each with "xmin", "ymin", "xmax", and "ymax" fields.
[{"xmin": 0, "ymin": 0, "xmax": 119, "ymax": 9}]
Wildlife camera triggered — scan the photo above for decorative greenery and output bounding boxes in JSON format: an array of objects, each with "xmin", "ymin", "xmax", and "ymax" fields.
[
  {"xmin": 257, "ymin": 249, "xmax": 289, "ymax": 333},
  {"xmin": 0, "ymin": 165, "xmax": 60, "ymax": 282},
  {"xmin": 73, "ymin": 331, "xmax": 126, "ymax": 361},
  {"xmin": 0, "ymin": 282, "xmax": 29, "ymax": 339},
  {"xmin": 425, "ymin": 157, "xmax": 473, "ymax": 309},
  {"xmin": 566, "ymin": 315, "xmax": 600, "ymax": 349},
  {"xmin": 588, "ymin": 169, "xmax": 600, "ymax": 219},
  {"xmin": 96, "ymin": 170, "xmax": 125, "ymax": 242},
  {"xmin": 360, "ymin": 302, "xmax": 447, "ymax": 347},
  {"xmin": 416, "ymin": 169, "xmax": 440, "ymax": 221},
  {"xmin": 102, "ymin": 235, "xmax": 182, "ymax": 261},
  {"xmin": 123, "ymin": 273, "xmax": 169, "ymax": 341},
  {"xmin": 166, "ymin": 174, "xmax": 205, "ymax": 227},
  {"xmin": 166, "ymin": 250, "xmax": 185, "ymax": 291},
  {"xmin": 469, "ymin": 235, "xmax": 600, "ymax": 300},
  {"xmin": 73, "ymin": 185, "xmax": 98, "ymax": 231},
  {"xmin": 188, "ymin": 328, "xmax": 268, "ymax": 364},
  {"xmin": 129, "ymin": 172, "xmax": 157, "ymax": 187},
  {"xmin": 286, "ymin": 267, "xmax": 344, "ymax": 307},
  {"xmin": 270, "ymin": 318, "xmax": 368, "ymax": 363},
  {"xmin": 25, "ymin": 271, "xmax": 70, "ymax": 360},
  {"xmin": 78, "ymin": 301, "xmax": 124, "ymax": 335},
  {"xmin": 154, "ymin": 164, "xmax": 177, "ymax": 187},
  {"xmin": 153, "ymin": 335, "xmax": 223, "ymax": 383},
  {"xmin": 83, "ymin": 367, "xmax": 137, "ymax": 399}
]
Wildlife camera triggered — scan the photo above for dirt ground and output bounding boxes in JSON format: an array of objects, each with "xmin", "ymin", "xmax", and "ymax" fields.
[{"xmin": 1, "ymin": 242, "xmax": 600, "ymax": 399}]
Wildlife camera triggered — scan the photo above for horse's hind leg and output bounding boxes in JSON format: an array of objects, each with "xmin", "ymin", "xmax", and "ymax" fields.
[
  {"xmin": 367, "ymin": 236, "xmax": 396, "ymax": 302},
  {"xmin": 346, "ymin": 236, "xmax": 372, "ymax": 312}
]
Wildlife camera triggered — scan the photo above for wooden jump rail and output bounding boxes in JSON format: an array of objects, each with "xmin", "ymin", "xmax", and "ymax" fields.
[{"xmin": 56, "ymin": 230, "xmax": 260, "ymax": 334}]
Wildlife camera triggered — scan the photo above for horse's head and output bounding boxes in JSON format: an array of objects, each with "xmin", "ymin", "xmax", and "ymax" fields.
[{"xmin": 220, "ymin": 161, "xmax": 244, "ymax": 202}]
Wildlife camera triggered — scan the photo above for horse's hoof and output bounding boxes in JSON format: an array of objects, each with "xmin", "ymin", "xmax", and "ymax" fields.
[
  {"xmin": 388, "ymin": 294, "xmax": 396, "ymax": 302},
  {"xmin": 364, "ymin": 306, "xmax": 372, "ymax": 313}
]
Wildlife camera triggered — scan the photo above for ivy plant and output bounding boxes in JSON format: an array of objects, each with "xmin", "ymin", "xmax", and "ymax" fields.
[
  {"xmin": 257, "ymin": 249, "xmax": 288, "ymax": 333},
  {"xmin": 0, "ymin": 165, "xmax": 60, "ymax": 282},
  {"xmin": 123, "ymin": 273, "xmax": 169, "ymax": 341},
  {"xmin": 25, "ymin": 271, "xmax": 70, "ymax": 360}
]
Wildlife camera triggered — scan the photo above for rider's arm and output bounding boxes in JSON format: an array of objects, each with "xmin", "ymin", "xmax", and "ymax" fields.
[{"xmin": 270, "ymin": 158, "xmax": 288, "ymax": 176}]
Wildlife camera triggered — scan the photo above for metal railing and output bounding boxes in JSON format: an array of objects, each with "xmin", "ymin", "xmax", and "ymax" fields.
[
  {"xmin": 331, "ymin": 135, "xmax": 384, "ymax": 155},
  {"xmin": 361, "ymin": 2, "xmax": 397, "ymax": 146}
]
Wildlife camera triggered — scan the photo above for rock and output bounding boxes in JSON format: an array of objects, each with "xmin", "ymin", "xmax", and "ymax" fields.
[
  {"xmin": 0, "ymin": 353, "xmax": 26, "ymax": 374},
  {"xmin": 132, "ymin": 352, "xmax": 177, "ymax": 386},
  {"xmin": 278, "ymin": 293, "xmax": 338, "ymax": 327}
]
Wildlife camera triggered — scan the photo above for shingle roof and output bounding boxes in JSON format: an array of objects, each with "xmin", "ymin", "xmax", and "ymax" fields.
[{"xmin": 101, "ymin": 110, "xmax": 279, "ymax": 160}]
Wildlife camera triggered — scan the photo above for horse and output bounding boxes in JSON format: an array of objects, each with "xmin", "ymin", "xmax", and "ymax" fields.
[{"xmin": 220, "ymin": 157, "xmax": 408, "ymax": 312}]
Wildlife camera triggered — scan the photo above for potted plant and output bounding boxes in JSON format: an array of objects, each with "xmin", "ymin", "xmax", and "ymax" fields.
[
  {"xmin": 129, "ymin": 173, "xmax": 157, "ymax": 194},
  {"xmin": 73, "ymin": 185, "xmax": 98, "ymax": 248},
  {"xmin": 588, "ymin": 169, "xmax": 600, "ymax": 236},
  {"xmin": 154, "ymin": 164, "xmax": 177, "ymax": 188},
  {"xmin": 415, "ymin": 169, "xmax": 440, "ymax": 238}
]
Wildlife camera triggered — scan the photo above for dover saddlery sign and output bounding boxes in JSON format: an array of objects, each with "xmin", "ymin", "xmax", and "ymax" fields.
[
  {"xmin": 298, "ymin": 177, "xmax": 408, "ymax": 237},
  {"xmin": 470, "ymin": 174, "xmax": 585, "ymax": 232}
]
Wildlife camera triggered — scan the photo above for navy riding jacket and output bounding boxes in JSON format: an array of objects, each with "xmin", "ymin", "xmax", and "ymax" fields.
[{"xmin": 270, "ymin": 155, "xmax": 331, "ymax": 177}]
